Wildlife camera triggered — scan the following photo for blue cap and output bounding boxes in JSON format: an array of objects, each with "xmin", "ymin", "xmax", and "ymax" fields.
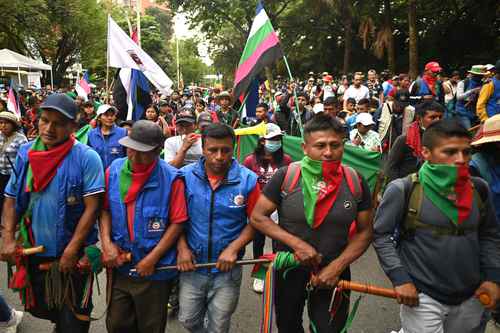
[{"xmin": 40, "ymin": 93, "xmax": 78, "ymax": 120}]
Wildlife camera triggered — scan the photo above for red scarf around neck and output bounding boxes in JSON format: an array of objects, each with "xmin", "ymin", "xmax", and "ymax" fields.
[
  {"xmin": 26, "ymin": 136, "xmax": 75, "ymax": 192},
  {"xmin": 406, "ymin": 121, "xmax": 423, "ymax": 159},
  {"xmin": 422, "ymin": 74, "xmax": 437, "ymax": 95}
]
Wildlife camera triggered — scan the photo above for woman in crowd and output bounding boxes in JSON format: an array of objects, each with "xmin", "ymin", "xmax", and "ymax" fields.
[
  {"xmin": 0, "ymin": 112, "xmax": 27, "ymax": 215},
  {"xmin": 242, "ymin": 123, "xmax": 292, "ymax": 293},
  {"xmin": 87, "ymin": 104, "xmax": 127, "ymax": 169}
]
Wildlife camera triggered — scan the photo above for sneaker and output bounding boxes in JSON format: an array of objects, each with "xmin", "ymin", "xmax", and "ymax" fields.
[
  {"xmin": 253, "ymin": 278, "xmax": 264, "ymax": 293},
  {"xmin": 5, "ymin": 310, "xmax": 23, "ymax": 333}
]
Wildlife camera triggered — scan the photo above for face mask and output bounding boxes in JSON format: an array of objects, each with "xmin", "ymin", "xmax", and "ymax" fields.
[{"xmin": 264, "ymin": 140, "xmax": 281, "ymax": 153}]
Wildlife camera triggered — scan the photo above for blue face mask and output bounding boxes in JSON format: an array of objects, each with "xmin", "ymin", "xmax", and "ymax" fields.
[{"xmin": 264, "ymin": 140, "xmax": 282, "ymax": 153}]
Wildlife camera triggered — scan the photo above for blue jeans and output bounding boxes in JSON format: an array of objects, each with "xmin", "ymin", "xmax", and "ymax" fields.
[
  {"xmin": 0, "ymin": 292, "xmax": 13, "ymax": 324},
  {"xmin": 178, "ymin": 266, "xmax": 242, "ymax": 333}
]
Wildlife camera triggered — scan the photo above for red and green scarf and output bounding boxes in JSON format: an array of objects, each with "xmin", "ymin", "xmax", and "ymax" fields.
[
  {"xmin": 119, "ymin": 159, "xmax": 157, "ymax": 204},
  {"xmin": 418, "ymin": 162, "xmax": 473, "ymax": 225},
  {"xmin": 301, "ymin": 156, "xmax": 343, "ymax": 229},
  {"xmin": 26, "ymin": 136, "xmax": 75, "ymax": 192}
]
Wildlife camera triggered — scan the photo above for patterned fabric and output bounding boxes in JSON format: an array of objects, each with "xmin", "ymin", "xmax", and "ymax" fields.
[
  {"xmin": 0, "ymin": 132, "xmax": 27, "ymax": 175},
  {"xmin": 349, "ymin": 129, "xmax": 382, "ymax": 152}
]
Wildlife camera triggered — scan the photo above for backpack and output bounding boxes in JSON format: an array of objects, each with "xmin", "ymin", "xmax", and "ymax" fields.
[
  {"xmin": 398, "ymin": 173, "xmax": 486, "ymax": 240},
  {"xmin": 280, "ymin": 162, "xmax": 363, "ymax": 202}
]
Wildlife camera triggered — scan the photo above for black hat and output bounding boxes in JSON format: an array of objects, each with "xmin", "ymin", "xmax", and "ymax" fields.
[
  {"xmin": 176, "ymin": 108, "xmax": 196, "ymax": 124},
  {"xmin": 119, "ymin": 120, "xmax": 164, "ymax": 152},
  {"xmin": 40, "ymin": 93, "xmax": 78, "ymax": 120}
]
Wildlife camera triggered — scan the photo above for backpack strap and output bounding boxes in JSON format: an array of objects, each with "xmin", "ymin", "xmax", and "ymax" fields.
[
  {"xmin": 342, "ymin": 165, "xmax": 362, "ymax": 203},
  {"xmin": 280, "ymin": 162, "xmax": 301, "ymax": 196}
]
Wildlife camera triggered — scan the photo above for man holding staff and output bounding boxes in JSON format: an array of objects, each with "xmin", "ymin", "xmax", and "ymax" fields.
[
  {"xmin": 0, "ymin": 94, "xmax": 104, "ymax": 332},
  {"xmin": 374, "ymin": 119, "xmax": 500, "ymax": 332},
  {"xmin": 100, "ymin": 120, "xmax": 188, "ymax": 333},
  {"xmin": 251, "ymin": 114, "xmax": 373, "ymax": 332}
]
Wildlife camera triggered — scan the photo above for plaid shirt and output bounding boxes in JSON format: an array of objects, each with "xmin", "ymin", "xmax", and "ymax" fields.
[{"xmin": 0, "ymin": 132, "xmax": 27, "ymax": 176}]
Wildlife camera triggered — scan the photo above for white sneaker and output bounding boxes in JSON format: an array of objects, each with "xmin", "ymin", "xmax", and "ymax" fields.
[
  {"xmin": 5, "ymin": 310, "xmax": 23, "ymax": 333},
  {"xmin": 253, "ymin": 278, "xmax": 264, "ymax": 293}
]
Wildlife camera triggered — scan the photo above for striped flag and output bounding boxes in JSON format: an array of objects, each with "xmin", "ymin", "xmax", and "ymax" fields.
[
  {"xmin": 75, "ymin": 72, "xmax": 91, "ymax": 101},
  {"xmin": 7, "ymin": 87, "xmax": 20, "ymax": 118},
  {"xmin": 233, "ymin": 1, "xmax": 283, "ymax": 99}
]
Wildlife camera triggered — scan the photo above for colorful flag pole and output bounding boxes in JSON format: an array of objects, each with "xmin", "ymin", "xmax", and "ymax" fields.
[{"xmin": 7, "ymin": 87, "xmax": 20, "ymax": 118}]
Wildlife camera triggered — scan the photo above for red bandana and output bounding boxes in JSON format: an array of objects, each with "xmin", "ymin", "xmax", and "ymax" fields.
[{"xmin": 406, "ymin": 121, "xmax": 423, "ymax": 159}]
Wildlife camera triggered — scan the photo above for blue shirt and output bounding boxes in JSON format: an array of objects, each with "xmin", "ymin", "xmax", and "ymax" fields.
[{"xmin": 5, "ymin": 144, "xmax": 104, "ymax": 257}]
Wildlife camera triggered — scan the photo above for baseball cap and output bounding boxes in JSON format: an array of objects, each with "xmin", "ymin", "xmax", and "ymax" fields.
[
  {"xmin": 394, "ymin": 89, "xmax": 410, "ymax": 106},
  {"xmin": 323, "ymin": 75, "xmax": 333, "ymax": 82},
  {"xmin": 96, "ymin": 104, "xmax": 118, "ymax": 117},
  {"xmin": 263, "ymin": 123, "xmax": 284, "ymax": 139},
  {"xmin": 198, "ymin": 112, "xmax": 213, "ymax": 128},
  {"xmin": 355, "ymin": 113, "xmax": 375, "ymax": 126},
  {"xmin": 176, "ymin": 108, "xmax": 196, "ymax": 124},
  {"xmin": 40, "ymin": 93, "xmax": 78, "ymax": 120},
  {"xmin": 313, "ymin": 103, "xmax": 324, "ymax": 114},
  {"xmin": 424, "ymin": 61, "xmax": 442, "ymax": 73},
  {"xmin": 119, "ymin": 120, "xmax": 164, "ymax": 152}
]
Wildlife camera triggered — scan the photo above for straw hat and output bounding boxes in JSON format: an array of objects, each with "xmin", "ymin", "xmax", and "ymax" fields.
[
  {"xmin": 468, "ymin": 65, "xmax": 487, "ymax": 76},
  {"xmin": 0, "ymin": 111, "xmax": 21, "ymax": 128},
  {"xmin": 471, "ymin": 114, "xmax": 500, "ymax": 146}
]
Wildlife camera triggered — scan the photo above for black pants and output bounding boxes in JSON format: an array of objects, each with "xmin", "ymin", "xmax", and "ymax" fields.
[
  {"xmin": 106, "ymin": 272, "xmax": 173, "ymax": 333},
  {"xmin": 275, "ymin": 267, "xmax": 350, "ymax": 333},
  {"xmin": 253, "ymin": 230, "xmax": 266, "ymax": 259},
  {"xmin": 28, "ymin": 257, "xmax": 92, "ymax": 333}
]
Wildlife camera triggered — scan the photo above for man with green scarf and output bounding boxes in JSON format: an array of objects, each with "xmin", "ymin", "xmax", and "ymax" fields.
[
  {"xmin": 374, "ymin": 119, "xmax": 500, "ymax": 332},
  {"xmin": 251, "ymin": 114, "xmax": 373, "ymax": 332}
]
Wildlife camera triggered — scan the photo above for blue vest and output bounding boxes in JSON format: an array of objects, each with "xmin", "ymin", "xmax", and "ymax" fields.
[
  {"xmin": 456, "ymin": 78, "xmax": 482, "ymax": 119},
  {"xmin": 486, "ymin": 77, "xmax": 500, "ymax": 118},
  {"xmin": 416, "ymin": 78, "xmax": 431, "ymax": 96},
  {"xmin": 107, "ymin": 158, "xmax": 179, "ymax": 280},
  {"xmin": 87, "ymin": 125, "xmax": 127, "ymax": 170},
  {"xmin": 14, "ymin": 142, "xmax": 98, "ymax": 256},
  {"xmin": 182, "ymin": 158, "xmax": 257, "ymax": 274}
]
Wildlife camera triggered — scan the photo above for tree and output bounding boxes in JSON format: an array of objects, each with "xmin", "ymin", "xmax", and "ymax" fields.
[
  {"xmin": 168, "ymin": 38, "xmax": 211, "ymax": 87},
  {"xmin": 408, "ymin": 0, "xmax": 418, "ymax": 79}
]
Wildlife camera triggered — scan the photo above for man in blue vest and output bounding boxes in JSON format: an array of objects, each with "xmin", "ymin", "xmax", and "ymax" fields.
[
  {"xmin": 455, "ymin": 65, "xmax": 487, "ymax": 129},
  {"xmin": 176, "ymin": 123, "xmax": 259, "ymax": 333},
  {"xmin": 100, "ymin": 120, "xmax": 188, "ymax": 333},
  {"xmin": 0, "ymin": 93, "xmax": 105, "ymax": 332},
  {"xmin": 477, "ymin": 59, "xmax": 500, "ymax": 122},
  {"xmin": 410, "ymin": 61, "xmax": 445, "ymax": 106}
]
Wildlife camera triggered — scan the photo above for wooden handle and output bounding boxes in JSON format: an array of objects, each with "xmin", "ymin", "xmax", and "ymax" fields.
[
  {"xmin": 478, "ymin": 293, "xmax": 492, "ymax": 306},
  {"xmin": 21, "ymin": 245, "xmax": 45, "ymax": 256},
  {"xmin": 337, "ymin": 280, "xmax": 397, "ymax": 299}
]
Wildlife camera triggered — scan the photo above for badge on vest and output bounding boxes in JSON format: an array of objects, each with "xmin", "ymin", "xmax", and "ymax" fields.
[
  {"xmin": 111, "ymin": 147, "xmax": 120, "ymax": 155},
  {"xmin": 67, "ymin": 195, "xmax": 78, "ymax": 205},
  {"xmin": 147, "ymin": 218, "xmax": 165, "ymax": 233},
  {"xmin": 343, "ymin": 200, "xmax": 352, "ymax": 210},
  {"xmin": 228, "ymin": 193, "xmax": 246, "ymax": 208}
]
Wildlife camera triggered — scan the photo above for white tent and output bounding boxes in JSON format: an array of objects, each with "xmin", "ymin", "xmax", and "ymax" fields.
[{"xmin": 0, "ymin": 49, "xmax": 53, "ymax": 87}]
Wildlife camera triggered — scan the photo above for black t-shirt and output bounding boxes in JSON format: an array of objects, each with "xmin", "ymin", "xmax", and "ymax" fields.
[{"xmin": 262, "ymin": 165, "xmax": 372, "ymax": 265}]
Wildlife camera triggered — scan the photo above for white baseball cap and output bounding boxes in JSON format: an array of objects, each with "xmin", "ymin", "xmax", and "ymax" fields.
[
  {"xmin": 96, "ymin": 104, "xmax": 118, "ymax": 117},
  {"xmin": 263, "ymin": 123, "xmax": 284, "ymax": 139},
  {"xmin": 355, "ymin": 112, "xmax": 375, "ymax": 126},
  {"xmin": 313, "ymin": 103, "xmax": 324, "ymax": 114}
]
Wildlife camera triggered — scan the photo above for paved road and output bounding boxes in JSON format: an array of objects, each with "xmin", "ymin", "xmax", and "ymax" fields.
[{"xmin": 2, "ymin": 242, "xmax": 498, "ymax": 332}]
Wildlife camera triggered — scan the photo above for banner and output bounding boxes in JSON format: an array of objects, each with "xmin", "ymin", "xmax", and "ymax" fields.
[{"xmin": 236, "ymin": 135, "xmax": 381, "ymax": 191}]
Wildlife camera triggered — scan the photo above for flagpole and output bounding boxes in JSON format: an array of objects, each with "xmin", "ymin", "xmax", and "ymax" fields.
[
  {"xmin": 282, "ymin": 55, "xmax": 303, "ymax": 137},
  {"xmin": 106, "ymin": 15, "xmax": 110, "ymax": 103}
]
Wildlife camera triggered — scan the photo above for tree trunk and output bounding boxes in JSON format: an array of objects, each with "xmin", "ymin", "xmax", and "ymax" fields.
[
  {"xmin": 408, "ymin": 0, "xmax": 418, "ymax": 79},
  {"xmin": 384, "ymin": 0, "xmax": 396, "ymax": 74},
  {"xmin": 342, "ymin": 0, "xmax": 353, "ymax": 74}
]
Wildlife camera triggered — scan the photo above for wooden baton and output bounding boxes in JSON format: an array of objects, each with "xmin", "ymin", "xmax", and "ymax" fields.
[
  {"xmin": 21, "ymin": 245, "xmax": 45, "ymax": 256},
  {"xmin": 337, "ymin": 280, "xmax": 492, "ymax": 306},
  {"xmin": 129, "ymin": 258, "xmax": 270, "ymax": 273}
]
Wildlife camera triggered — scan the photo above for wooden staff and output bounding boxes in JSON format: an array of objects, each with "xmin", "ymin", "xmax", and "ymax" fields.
[
  {"xmin": 337, "ymin": 280, "xmax": 492, "ymax": 306},
  {"xmin": 20, "ymin": 245, "xmax": 45, "ymax": 256},
  {"xmin": 38, "ymin": 252, "xmax": 132, "ymax": 271}
]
